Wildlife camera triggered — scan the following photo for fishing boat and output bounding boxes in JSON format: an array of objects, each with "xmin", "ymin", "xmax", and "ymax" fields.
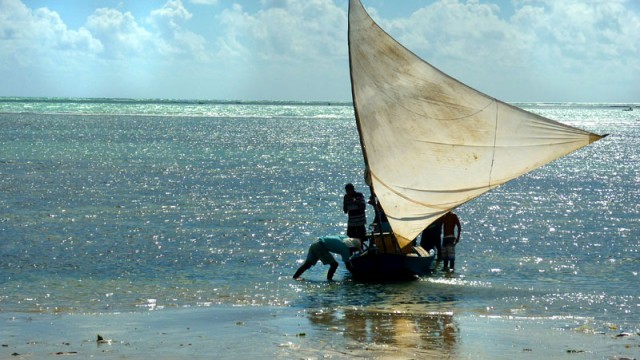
[{"xmin": 345, "ymin": 0, "xmax": 607, "ymax": 281}]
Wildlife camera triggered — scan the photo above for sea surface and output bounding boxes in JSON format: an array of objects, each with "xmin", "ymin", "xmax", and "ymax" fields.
[{"xmin": 1, "ymin": 98, "xmax": 638, "ymax": 339}]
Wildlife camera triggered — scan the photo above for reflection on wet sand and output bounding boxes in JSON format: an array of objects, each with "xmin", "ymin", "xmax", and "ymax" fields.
[
  {"xmin": 289, "ymin": 275, "xmax": 464, "ymax": 357},
  {"xmin": 307, "ymin": 308, "xmax": 458, "ymax": 357}
]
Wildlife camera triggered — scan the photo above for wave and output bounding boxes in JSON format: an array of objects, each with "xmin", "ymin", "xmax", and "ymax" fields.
[
  {"xmin": 0, "ymin": 96, "xmax": 353, "ymax": 106},
  {"xmin": 514, "ymin": 102, "xmax": 640, "ymax": 109},
  {"xmin": 1, "ymin": 97, "xmax": 636, "ymax": 118},
  {"xmin": 0, "ymin": 97, "xmax": 355, "ymax": 118}
]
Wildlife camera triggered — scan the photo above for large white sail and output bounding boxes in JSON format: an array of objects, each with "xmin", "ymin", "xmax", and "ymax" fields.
[{"xmin": 348, "ymin": 0, "xmax": 605, "ymax": 248}]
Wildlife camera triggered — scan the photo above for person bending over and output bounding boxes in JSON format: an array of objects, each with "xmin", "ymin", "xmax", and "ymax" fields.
[{"xmin": 293, "ymin": 236, "xmax": 361, "ymax": 281}]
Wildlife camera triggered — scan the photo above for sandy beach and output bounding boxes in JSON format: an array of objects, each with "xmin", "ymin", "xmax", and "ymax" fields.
[{"xmin": 2, "ymin": 306, "xmax": 638, "ymax": 359}]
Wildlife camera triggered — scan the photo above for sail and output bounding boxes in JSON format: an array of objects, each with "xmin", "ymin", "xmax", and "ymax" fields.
[{"xmin": 348, "ymin": 0, "xmax": 606, "ymax": 248}]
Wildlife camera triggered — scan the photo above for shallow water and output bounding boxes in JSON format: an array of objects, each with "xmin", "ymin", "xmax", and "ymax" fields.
[{"xmin": 0, "ymin": 99, "xmax": 638, "ymax": 337}]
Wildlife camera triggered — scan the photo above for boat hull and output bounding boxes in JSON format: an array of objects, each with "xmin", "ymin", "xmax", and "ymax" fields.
[{"xmin": 349, "ymin": 250, "xmax": 435, "ymax": 281}]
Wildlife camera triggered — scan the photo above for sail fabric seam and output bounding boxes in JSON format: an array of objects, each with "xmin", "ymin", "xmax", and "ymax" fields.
[
  {"xmin": 370, "ymin": 170, "xmax": 492, "ymax": 208},
  {"xmin": 385, "ymin": 213, "xmax": 438, "ymax": 222},
  {"xmin": 415, "ymin": 140, "xmax": 585, "ymax": 147},
  {"xmin": 372, "ymin": 171, "xmax": 447, "ymax": 210},
  {"xmin": 406, "ymin": 97, "xmax": 495, "ymax": 121}
]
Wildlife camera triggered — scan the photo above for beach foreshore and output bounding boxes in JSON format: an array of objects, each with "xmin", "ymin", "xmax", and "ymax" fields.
[{"xmin": 1, "ymin": 306, "xmax": 638, "ymax": 359}]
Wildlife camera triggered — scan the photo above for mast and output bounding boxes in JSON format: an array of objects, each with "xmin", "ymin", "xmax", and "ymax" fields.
[{"xmin": 348, "ymin": 0, "xmax": 374, "ymax": 195}]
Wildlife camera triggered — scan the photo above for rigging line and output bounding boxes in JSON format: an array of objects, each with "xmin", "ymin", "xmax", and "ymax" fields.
[{"xmin": 488, "ymin": 100, "xmax": 498, "ymax": 188}]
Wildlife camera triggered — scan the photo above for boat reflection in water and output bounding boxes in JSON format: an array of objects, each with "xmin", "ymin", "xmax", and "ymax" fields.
[
  {"xmin": 291, "ymin": 270, "xmax": 463, "ymax": 356},
  {"xmin": 307, "ymin": 307, "xmax": 457, "ymax": 357}
]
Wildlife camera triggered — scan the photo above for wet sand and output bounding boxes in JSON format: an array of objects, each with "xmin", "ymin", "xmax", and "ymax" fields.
[{"xmin": 1, "ymin": 306, "xmax": 638, "ymax": 359}]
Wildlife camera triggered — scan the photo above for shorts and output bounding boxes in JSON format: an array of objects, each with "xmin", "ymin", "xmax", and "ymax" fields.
[
  {"xmin": 441, "ymin": 236, "xmax": 456, "ymax": 260},
  {"xmin": 305, "ymin": 240, "xmax": 336, "ymax": 265},
  {"xmin": 347, "ymin": 225, "xmax": 366, "ymax": 239}
]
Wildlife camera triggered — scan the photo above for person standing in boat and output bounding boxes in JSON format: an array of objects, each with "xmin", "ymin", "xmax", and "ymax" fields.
[
  {"xmin": 293, "ymin": 236, "xmax": 361, "ymax": 281},
  {"xmin": 343, "ymin": 183, "xmax": 367, "ymax": 241},
  {"xmin": 441, "ymin": 211, "xmax": 461, "ymax": 271},
  {"xmin": 368, "ymin": 194, "xmax": 391, "ymax": 233}
]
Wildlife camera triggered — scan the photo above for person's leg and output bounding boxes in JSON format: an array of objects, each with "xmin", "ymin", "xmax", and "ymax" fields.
[
  {"xmin": 358, "ymin": 225, "xmax": 367, "ymax": 240},
  {"xmin": 294, "ymin": 242, "xmax": 322, "ymax": 279},
  {"xmin": 449, "ymin": 244, "xmax": 456, "ymax": 270},
  {"xmin": 348, "ymin": 225, "xmax": 366, "ymax": 241},
  {"xmin": 441, "ymin": 245, "xmax": 449, "ymax": 270},
  {"xmin": 347, "ymin": 226, "xmax": 356, "ymax": 238}
]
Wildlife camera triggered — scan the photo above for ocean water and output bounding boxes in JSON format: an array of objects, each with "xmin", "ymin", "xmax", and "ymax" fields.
[{"xmin": 0, "ymin": 98, "xmax": 638, "ymax": 336}]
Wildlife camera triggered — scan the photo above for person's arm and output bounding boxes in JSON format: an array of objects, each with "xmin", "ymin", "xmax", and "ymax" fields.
[
  {"xmin": 328, "ymin": 262, "xmax": 339, "ymax": 281},
  {"xmin": 455, "ymin": 216, "xmax": 461, "ymax": 243},
  {"xmin": 345, "ymin": 260, "xmax": 354, "ymax": 273}
]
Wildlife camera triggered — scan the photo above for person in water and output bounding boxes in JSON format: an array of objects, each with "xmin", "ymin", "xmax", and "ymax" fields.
[
  {"xmin": 441, "ymin": 211, "xmax": 461, "ymax": 271},
  {"xmin": 293, "ymin": 236, "xmax": 361, "ymax": 281},
  {"xmin": 420, "ymin": 216, "xmax": 443, "ymax": 259},
  {"xmin": 343, "ymin": 183, "xmax": 367, "ymax": 240}
]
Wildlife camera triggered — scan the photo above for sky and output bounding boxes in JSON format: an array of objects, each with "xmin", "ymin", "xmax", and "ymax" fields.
[{"xmin": 1, "ymin": 0, "xmax": 639, "ymax": 102}]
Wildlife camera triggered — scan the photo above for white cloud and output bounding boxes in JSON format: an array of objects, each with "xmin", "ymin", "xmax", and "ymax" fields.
[
  {"xmin": 0, "ymin": 0, "xmax": 208, "ymax": 66},
  {"xmin": 147, "ymin": 0, "xmax": 208, "ymax": 60},
  {"xmin": 189, "ymin": 0, "xmax": 218, "ymax": 4},
  {"xmin": 513, "ymin": 0, "xmax": 640, "ymax": 69},
  {"xmin": 219, "ymin": 0, "xmax": 346, "ymax": 62},
  {"xmin": 0, "ymin": 0, "xmax": 215, "ymax": 98},
  {"xmin": 0, "ymin": 0, "xmax": 102, "ymax": 68},
  {"xmin": 150, "ymin": 0, "xmax": 192, "ymax": 23},
  {"xmin": 85, "ymin": 8, "xmax": 152, "ymax": 58},
  {"xmin": 382, "ymin": 1, "xmax": 532, "ymax": 69},
  {"xmin": 210, "ymin": 0, "xmax": 350, "ymax": 100},
  {"xmin": 80, "ymin": 0, "xmax": 207, "ymax": 61},
  {"xmin": 507, "ymin": 0, "xmax": 640, "ymax": 100}
]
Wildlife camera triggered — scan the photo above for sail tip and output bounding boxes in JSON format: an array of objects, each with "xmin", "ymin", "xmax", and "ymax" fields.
[{"xmin": 590, "ymin": 133, "xmax": 609, "ymax": 143}]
